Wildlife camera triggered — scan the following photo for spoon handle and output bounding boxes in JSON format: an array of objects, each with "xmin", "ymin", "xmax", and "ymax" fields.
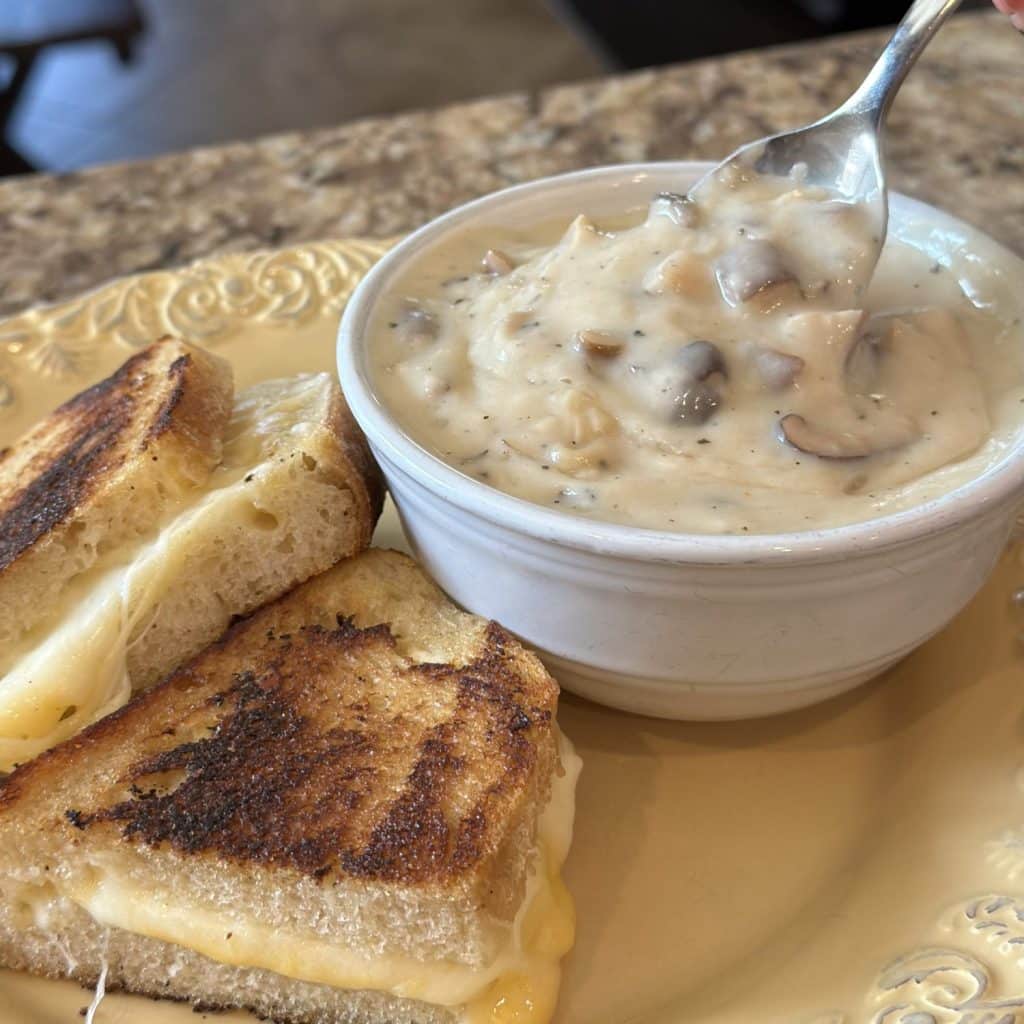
[{"xmin": 840, "ymin": 0, "xmax": 963, "ymax": 125}]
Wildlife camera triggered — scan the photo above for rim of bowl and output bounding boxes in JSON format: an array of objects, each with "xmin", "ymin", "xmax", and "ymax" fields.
[{"xmin": 338, "ymin": 161, "xmax": 1024, "ymax": 565}]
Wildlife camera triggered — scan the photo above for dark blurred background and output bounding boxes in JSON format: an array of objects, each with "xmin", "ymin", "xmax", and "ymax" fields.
[{"xmin": 0, "ymin": 0, "xmax": 988, "ymax": 177}]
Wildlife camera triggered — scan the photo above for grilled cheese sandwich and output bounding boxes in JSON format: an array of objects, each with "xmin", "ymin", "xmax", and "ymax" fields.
[
  {"xmin": 0, "ymin": 360, "xmax": 383, "ymax": 771},
  {"xmin": 0, "ymin": 550, "xmax": 579, "ymax": 1024},
  {"xmin": 19, "ymin": 730, "xmax": 577, "ymax": 1023}
]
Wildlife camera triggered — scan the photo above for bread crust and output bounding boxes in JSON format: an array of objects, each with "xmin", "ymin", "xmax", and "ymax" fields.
[
  {"xmin": 0, "ymin": 338, "xmax": 232, "ymax": 573},
  {"xmin": 0, "ymin": 337, "xmax": 234, "ymax": 648},
  {"xmin": 324, "ymin": 384, "xmax": 386, "ymax": 550}
]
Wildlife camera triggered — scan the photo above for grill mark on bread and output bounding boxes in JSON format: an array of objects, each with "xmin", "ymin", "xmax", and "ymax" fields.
[
  {"xmin": 344, "ymin": 626, "xmax": 546, "ymax": 880},
  {"xmin": 341, "ymin": 723, "xmax": 464, "ymax": 881},
  {"xmin": 0, "ymin": 345, "xmax": 196, "ymax": 574},
  {"xmin": 144, "ymin": 353, "xmax": 192, "ymax": 447},
  {"xmin": 65, "ymin": 617, "xmax": 553, "ymax": 885},
  {"xmin": 0, "ymin": 386, "xmax": 136, "ymax": 573}
]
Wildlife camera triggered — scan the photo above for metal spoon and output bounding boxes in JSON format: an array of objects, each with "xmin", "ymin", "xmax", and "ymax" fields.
[{"xmin": 690, "ymin": 0, "xmax": 963, "ymax": 271}]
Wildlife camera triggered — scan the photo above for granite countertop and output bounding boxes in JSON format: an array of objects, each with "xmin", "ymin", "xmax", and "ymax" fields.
[{"xmin": 0, "ymin": 11, "xmax": 1021, "ymax": 319}]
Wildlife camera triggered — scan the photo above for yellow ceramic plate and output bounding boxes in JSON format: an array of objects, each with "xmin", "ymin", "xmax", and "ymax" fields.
[{"xmin": 2, "ymin": 242, "xmax": 1023, "ymax": 1024}]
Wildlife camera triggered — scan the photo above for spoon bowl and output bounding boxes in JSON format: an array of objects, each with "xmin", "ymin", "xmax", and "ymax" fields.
[{"xmin": 690, "ymin": 0, "xmax": 962, "ymax": 282}]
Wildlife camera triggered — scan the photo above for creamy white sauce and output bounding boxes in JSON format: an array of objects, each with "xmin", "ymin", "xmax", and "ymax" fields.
[{"xmin": 370, "ymin": 170, "xmax": 1024, "ymax": 533}]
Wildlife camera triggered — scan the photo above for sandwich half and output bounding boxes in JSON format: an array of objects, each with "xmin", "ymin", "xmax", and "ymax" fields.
[
  {"xmin": 0, "ymin": 341, "xmax": 384, "ymax": 770},
  {"xmin": 0, "ymin": 549, "xmax": 580, "ymax": 1024},
  {"xmin": 0, "ymin": 336, "xmax": 234, "ymax": 653}
]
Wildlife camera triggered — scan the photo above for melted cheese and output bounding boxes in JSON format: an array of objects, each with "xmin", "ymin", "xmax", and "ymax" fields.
[
  {"xmin": 0, "ymin": 569, "xmax": 135, "ymax": 770},
  {"xmin": 0, "ymin": 480, "xmax": 239, "ymax": 771},
  {"xmin": 0, "ymin": 375, "xmax": 333, "ymax": 773},
  {"xmin": 63, "ymin": 732, "xmax": 580, "ymax": 1024}
]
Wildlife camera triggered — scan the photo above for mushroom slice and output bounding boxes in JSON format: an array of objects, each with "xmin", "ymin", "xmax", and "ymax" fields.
[
  {"xmin": 643, "ymin": 250, "xmax": 712, "ymax": 299},
  {"xmin": 648, "ymin": 191, "xmax": 700, "ymax": 228},
  {"xmin": 752, "ymin": 348, "xmax": 804, "ymax": 391},
  {"xmin": 394, "ymin": 300, "xmax": 439, "ymax": 343},
  {"xmin": 676, "ymin": 340, "xmax": 727, "ymax": 380},
  {"xmin": 715, "ymin": 239, "xmax": 796, "ymax": 306},
  {"xmin": 573, "ymin": 329, "xmax": 623, "ymax": 358},
  {"xmin": 481, "ymin": 248, "xmax": 515, "ymax": 276},
  {"xmin": 779, "ymin": 414, "xmax": 916, "ymax": 460},
  {"xmin": 672, "ymin": 382, "xmax": 720, "ymax": 425},
  {"xmin": 649, "ymin": 341, "xmax": 728, "ymax": 426},
  {"xmin": 503, "ymin": 310, "xmax": 536, "ymax": 334}
]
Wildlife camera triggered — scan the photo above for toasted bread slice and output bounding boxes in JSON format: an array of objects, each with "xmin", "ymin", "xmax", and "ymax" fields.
[
  {"xmin": 122, "ymin": 371, "xmax": 385, "ymax": 692},
  {"xmin": 0, "ymin": 337, "xmax": 234, "ymax": 654},
  {"xmin": 0, "ymin": 372, "xmax": 385, "ymax": 771},
  {"xmin": 0, "ymin": 550, "xmax": 576, "ymax": 1024}
]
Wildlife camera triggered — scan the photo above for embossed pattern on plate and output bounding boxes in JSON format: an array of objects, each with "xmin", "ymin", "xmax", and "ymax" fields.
[
  {"xmin": 0, "ymin": 238, "xmax": 394, "ymax": 439},
  {"xmin": 0, "ymin": 241, "xmax": 1022, "ymax": 1024}
]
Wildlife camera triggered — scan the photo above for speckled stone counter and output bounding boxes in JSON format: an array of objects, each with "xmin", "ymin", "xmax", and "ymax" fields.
[{"xmin": 0, "ymin": 11, "xmax": 1021, "ymax": 318}]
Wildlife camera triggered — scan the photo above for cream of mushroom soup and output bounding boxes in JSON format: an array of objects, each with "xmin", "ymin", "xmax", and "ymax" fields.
[{"xmin": 369, "ymin": 169, "xmax": 1024, "ymax": 533}]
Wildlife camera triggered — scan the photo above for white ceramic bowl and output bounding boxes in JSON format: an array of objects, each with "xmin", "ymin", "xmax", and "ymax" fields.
[{"xmin": 338, "ymin": 162, "xmax": 1024, "ymax": 720}]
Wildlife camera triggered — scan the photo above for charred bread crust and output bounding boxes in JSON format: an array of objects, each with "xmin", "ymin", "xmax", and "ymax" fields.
[
  {"xmin": 0, "ymin": 554, "xmax": 558, "ymax": 895},
  {"xmin": 321, "ymin": 383, "xmax": 385, "ymax": 551},
  {"xmin": 0, "ymin": 337, "xmax": 233, "ymax": 577}
]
